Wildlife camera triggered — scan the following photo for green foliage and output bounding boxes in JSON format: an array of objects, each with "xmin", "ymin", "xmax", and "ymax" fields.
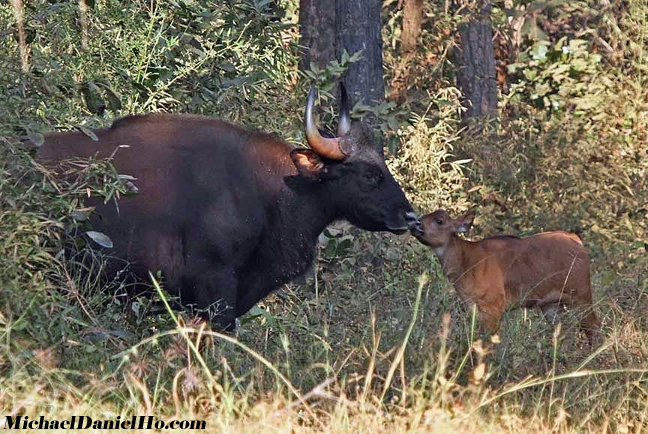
[
  {"xmin": 303, "ymin": 50, "xmax": 364, "ymax": 91},
  {"xmin": 319, "ymin": 228, "xmax": 355, "ymax": 263},
  {"xmin": 304, "ymin": 50, "xmax": 408, "ymax": 152},
  {"xmin": 0, "ymin": 139, "xmax": 147, "ymax": 365},
  {"xmin": 449, "ymin": 1, "xmax": 648, "ymax": 254},
  {"xmin": 388, "ymin": 88, "xmax": 471, "ymax": 214},
  {"xmin": 0, "ymin": 0, "xmax": 300, "ymax": 135},
  {"xmin": 507, "ymin": 38, "xmax": 608, "ymax": 113},
  {"xmin": 0, "ymin": 0, "xmax": 647, "ymax": 432},
  {"xmin": 300, "ymin": 50, "xmax": 364, "ymax": 133}
]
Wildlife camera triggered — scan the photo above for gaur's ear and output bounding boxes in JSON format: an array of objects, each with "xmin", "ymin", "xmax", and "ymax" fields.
[
  {"xmin": 455, "ymin": 212, "xmax": 475, "ymax": 233},
  {"xmin": 290, "ymin": 149, "xmax": 326, "ymax": 180}
]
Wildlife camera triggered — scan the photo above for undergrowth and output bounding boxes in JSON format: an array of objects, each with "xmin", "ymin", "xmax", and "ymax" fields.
[{"xmin": 1, "ymin": 0, "xmax": 647, "ymax": 433}]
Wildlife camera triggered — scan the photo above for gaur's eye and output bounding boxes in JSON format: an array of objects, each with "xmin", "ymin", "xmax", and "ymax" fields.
[
  {"xmin": 363, "ymin": 170, "xmax": 381, "ymax": 185},
  {"xmin": 435, "ymin": 218, "xmax": 443, "ymax": 225}
]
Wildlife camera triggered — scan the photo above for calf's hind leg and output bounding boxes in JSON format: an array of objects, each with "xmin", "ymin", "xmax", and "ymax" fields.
[
  {"xmin": 578, "ymin": 309, "xmax": 601, "ymax": 345},
  {"xmin": 540, "ymin": 294, "xmax": 601, "ymax": 345},
  {"xmin": 540, "ymin": 303, "xmax": 563, "ymax": 325}
]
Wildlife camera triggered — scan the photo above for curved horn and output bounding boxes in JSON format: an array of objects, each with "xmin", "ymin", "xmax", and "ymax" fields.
[
  {"xmin": 337, "ymin": 82, "xmax": 351, "ymax": 136},
  {"xmin": 305, "ymin": 85, "xmax": 347, "ymax": 160}
]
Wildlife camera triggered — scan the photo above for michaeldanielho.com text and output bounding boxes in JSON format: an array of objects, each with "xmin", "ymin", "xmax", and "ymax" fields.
[{"xmin": 3, "ymin": 415, "xmax": 206, "ymax": 430}]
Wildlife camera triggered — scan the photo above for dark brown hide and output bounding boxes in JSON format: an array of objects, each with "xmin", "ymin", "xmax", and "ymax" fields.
[{"xmin": 37, "ymin": 109, "xmax": 416, "ymax": 329}]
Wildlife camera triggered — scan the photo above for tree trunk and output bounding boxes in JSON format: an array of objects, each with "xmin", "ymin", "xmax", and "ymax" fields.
[
  {"xmin": 391, "ymin": 0, "xmax": 423, "ymax": 103},
  {"xmin": 336, "ymin": 0, "xmax": 385, "ymax": 155},
  {"xmin": 78, "ymin": 0, "xmax": 89, "ymax": 51},
  {"xmin": 12, "ymin": 0, "xmax": 29, "ymax": 73},
  {"xmin": 401, "ymin": 0, "xmax": 423, "ymax": 54},
  {"xmin": 299, "ymin": 0, "xmax": 336, "ymax": 70},
  {"xmin": 454, "ymin": 0, "xmax": 497, "ymax": 123}
]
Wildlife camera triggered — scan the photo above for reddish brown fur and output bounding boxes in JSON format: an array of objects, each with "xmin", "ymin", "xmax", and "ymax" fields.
[{"xmin": 412, "ymin": 210, "xmax": 600, "ymax": 343}]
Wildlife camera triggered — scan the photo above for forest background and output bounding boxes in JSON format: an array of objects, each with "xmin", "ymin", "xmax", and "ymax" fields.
[{"xmin": 0, "ymin": 0, "xmax": 646, "ymax": 432}]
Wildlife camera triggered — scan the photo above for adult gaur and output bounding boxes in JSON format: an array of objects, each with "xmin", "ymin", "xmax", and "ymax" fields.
[{"xmin": 35, "ymin": 85, "xmax": 418, "ymax": 329}]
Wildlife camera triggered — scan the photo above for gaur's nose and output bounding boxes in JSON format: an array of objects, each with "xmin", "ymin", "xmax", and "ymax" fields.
[{"xmin": 404, "ymin": 212, "xmax": 420, "ymax": 229}]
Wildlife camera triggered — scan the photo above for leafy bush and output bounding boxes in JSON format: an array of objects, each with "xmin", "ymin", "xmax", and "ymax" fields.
[
  {"xmin": 0, "ymin": 0, "xmax": 300, "ymax": 136},
  {"xmin": 460, "ymin": 5, "xmax": 648, "ymax": 252},
  {"xmin": 507, "ymin": 38, "xmax": 609, "ymax": 114},
  {"xmin": 0, "ymin": 1, "xmax": 647, "ymax": 433},
  {"xmin": 389, "ymin": 87, "xmax": 472, "ymax": 215},
  {"xmin": 0, "ymin": 138, "xmax": 146, "ymax": 365}
]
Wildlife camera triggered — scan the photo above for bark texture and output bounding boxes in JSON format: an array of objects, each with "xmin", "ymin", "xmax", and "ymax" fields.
[
  {"xmin": 391, "ymin": 0, "xmax": 423, "ymax": 103},
  {"xmin": 79, "ymin": 0, "xmax": 89, "ymax": 51},
  {"xmin": 299, "ymin": 0, "xmax": 336, "ymax": 70},
  {"xmin": 336, "ymin": 0, "xmax": 385, "ymax": 154},
  {"xmin": 401, "ymin": 0, "xmax": 423, "ymax": 54},
  {"xmin": 455, "ymin": 0, "xmax": 498, "ymax": 121},
  {"xmin": 12, "ymin": 0, "xmax": 29, "ymax": 73}
]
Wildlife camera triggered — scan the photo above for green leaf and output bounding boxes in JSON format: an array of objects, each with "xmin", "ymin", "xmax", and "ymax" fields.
[
  {"xmin": 71, "ymin": 209, "xmax": 93, "ymax": 221},
  {"xmin": 341, "ymin": 49, "xmax": 349, "ymax": 64},
  {"xmin": 81, "ymin": 80, "xmax": 105, "ymax": 114},
  {"xmin": 530, "ymin": 41, "xmax": 550, "ymax": 61},
  {"xmin": 85, "ymin": 231, "xmax": 113, "ymax": 249},
  {"xmin": 26, "ymin": 129, "xmax": 44, "ymax": 147},
  {"xmin": 246, "ymin": 306, "xmax": 268, "ymax": 319},
  {"xmin": 96, "ymin": 82, "xmax": 123, "ymax": 111},
  {"xmin": 523, "ymin": 69, "xmax": 538, "ymax": 81},
  {"xmin": 77, "ymin": 125, "xmax": 99, "ymax": 141}
]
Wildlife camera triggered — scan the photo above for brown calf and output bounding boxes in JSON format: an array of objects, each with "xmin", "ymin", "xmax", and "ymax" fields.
[{"xmin": 412, "ymin": 210, "xmax": 600, "ymax": 343}]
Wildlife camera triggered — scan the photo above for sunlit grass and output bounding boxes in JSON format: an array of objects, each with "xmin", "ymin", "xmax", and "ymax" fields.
[
  {"xmin": 1, "ymin": 219, "xmax": 646, "ymax": 433},
  {"xmin": 1, "ymin": 0, "xmax": 647, "ymax": 432}
]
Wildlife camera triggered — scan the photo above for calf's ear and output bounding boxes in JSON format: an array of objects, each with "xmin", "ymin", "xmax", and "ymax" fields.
[
  {"xmin": 455, "ymin": 212, "xmax": 475, "ymax": 233},
  {"xmin": 290, "ymin": 149, "xmax": 326, "ymax": 180}
]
